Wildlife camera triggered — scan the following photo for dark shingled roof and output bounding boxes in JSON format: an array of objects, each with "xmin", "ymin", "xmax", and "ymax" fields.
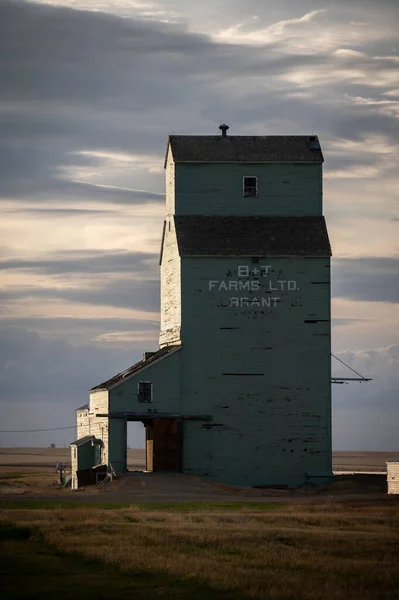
[
  {"xmin": 167, "ymin": 135, "xmax": 323, "ymax": 164},
  {"xmin": 90, "ymin": 345, "xmax": 181, "ymax": 391},
  {"xmin": 75, "ymin": 403, "xmax": 89, "ymax": 411},
  {"xmin": 174, "ymin": 216, "xmax": 331, "ymax": 257}
]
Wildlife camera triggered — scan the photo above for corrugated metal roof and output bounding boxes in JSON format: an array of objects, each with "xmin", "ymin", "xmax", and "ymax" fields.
[
  {"xmin": 167, "ymin": 135, "xmax": 323, "ymax": 164},
  {"xmin": 90, "ymin": 345, "xmax": 181, "ymax": 391},
  {"xmin": 70, "ymin": 435, "xmax": 95, "ymax": 446},
  {"xmin": 174, "ymin": 216, "xmax": 331, "ymax": 257}
]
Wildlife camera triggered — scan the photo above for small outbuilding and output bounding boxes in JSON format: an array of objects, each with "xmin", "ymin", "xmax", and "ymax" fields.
[
  {"xmin": 387, "ymin": 460, "xmax": 399, "ymax": 494},
  {"xmin": 70, "ymin": 435, "xmax": 102, "ymax": 490}
]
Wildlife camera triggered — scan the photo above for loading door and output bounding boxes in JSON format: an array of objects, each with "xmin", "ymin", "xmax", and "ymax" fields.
[{"xmin": 153, "ymin": 418, "xmax": 181, "ymax": 472}]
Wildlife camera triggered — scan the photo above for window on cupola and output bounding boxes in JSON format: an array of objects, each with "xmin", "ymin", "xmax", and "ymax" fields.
[{"xmin": 243, "ymin": 176, "xmax": 258, "ymax": 197}]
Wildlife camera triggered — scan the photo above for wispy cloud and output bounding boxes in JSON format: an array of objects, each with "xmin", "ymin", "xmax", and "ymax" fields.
[{"xmin": 214, "ymin": 9, "xmax": 327, "ymax": 49}]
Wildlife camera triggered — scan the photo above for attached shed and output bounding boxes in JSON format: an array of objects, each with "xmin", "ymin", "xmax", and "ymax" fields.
[
  {"xmin": 91, "ymin": 345, "xmax": 188, "ymax": 474},
  {"xmin": 387, "ymin": 460, "xmax": 399, "ymax": 494},
  {"xmin": 70, "ymin": 435, "xmax": 101, "ymax": 490}
]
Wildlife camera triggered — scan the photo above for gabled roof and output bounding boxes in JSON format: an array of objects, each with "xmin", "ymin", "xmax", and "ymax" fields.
[
  {"xmin": 70, "ymin": 435, "xmax": 96, "ymax": 447},
  {"xmin": 75, "ymin": 403, "xmax": 89, "ymax": 411},
  {"xmin": 90, "ymin": 345, "xmax": 181, "ymax": 391},
  {"xmin": 166, "ymin": 135, "xmax": 323, "ymax": 164},
  {"xmin": 174, "ymin": 216, "xmax": 331, "ymax": 257}
]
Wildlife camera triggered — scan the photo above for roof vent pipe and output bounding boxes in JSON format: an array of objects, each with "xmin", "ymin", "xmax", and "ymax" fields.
[{"xmin": 219, "ymin": 123, "xmax": 229, "ymax": 137}]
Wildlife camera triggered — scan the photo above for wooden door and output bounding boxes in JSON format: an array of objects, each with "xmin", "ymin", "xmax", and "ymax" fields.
[{"xmin": 153, "ymin": 418, "xmax": 181, "ymax": 472}]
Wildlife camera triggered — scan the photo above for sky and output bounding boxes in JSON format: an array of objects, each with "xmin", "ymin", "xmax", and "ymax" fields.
[{"xmin": 0, "ymin": 0, "xmax": 398, "ymax": 450}]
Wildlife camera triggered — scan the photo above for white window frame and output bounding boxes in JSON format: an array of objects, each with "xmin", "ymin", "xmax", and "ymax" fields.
[
  {"xmin": 137, "ymin": 381, "xmax": 153, "ymax": 403},
  {"xmin": 243, "ymin": 176, "xmax": 258, "ymax": 197}
]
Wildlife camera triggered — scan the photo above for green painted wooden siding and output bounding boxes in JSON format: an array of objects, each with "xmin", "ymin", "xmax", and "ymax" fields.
[
  {"xmin": 108, "ymin": 418, "xmax": 127, "ymax": 473},
  {"xmin": 109, "ymin": 350, "xmax": 181, "ymax": 414},
  {"xmin": 174, "ymin": 163, "xmax": 322, "ymax": 216},
  {"xmin": 107, "ymin": 256, "xmax": 331, "ymax": 486},
  {"xmin": 76, "ymin": 442, "xmax": 95, "ymax": 471},
  {"xmin": 179, "ymin": 256, "xmax": 331, "ymax": 486}
]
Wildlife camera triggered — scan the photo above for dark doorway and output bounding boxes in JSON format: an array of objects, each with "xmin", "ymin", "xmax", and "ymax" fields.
[{"xmin": 145, "ymin": 418, "xmax": 181, "ymax": 472}]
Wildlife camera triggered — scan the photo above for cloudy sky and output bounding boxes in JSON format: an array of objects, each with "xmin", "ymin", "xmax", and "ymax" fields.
[{"xmin": 0, "ymin": 0, "xmax": 398, "ymax": 450}]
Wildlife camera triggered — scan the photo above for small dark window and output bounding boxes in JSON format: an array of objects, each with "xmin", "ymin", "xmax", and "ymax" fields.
[
  {"xmin": 243, "ymin": 176, "xmax": 258, "ymax": 197},
  {"xmin": 137, "ymin": 381, "xmax": 152, "ymax": 403}
]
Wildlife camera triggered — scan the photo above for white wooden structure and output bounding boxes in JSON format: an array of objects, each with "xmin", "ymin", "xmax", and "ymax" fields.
[{"xmin": 387, "ymin": 460, "xmax": 399, "ymax": 494}]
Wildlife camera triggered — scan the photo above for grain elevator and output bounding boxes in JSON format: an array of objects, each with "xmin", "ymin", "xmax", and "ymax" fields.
[{"xmin": 73, "ymin": 127, "xmax": 332, "ymax": 488}]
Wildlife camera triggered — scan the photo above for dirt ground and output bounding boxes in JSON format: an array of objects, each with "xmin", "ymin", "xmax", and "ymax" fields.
[{"xmin": 0, "ymin": 447, "xmax": 398, "ymax": 503}]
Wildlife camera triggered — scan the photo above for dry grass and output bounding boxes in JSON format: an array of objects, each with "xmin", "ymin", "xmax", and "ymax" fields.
[
  {"xmin": 0, "ymin": 467, "xmax": 61, "ymax": 495},
  {"xmin": 1, "ymin": 450, "xmax": 399, "ymax": 598},
  {"xmin": 2, "ymin": 502, "xmax": 399, "ymax": 599}
]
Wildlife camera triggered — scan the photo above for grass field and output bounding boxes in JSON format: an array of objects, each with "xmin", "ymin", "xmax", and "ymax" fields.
[
  {"xmin": 1, "ymin": 450, "xmax": 399, "ymax": 599},
  {"xmin": 1, "ymin": 501, "xmax": 399, "ymax": 600}
]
